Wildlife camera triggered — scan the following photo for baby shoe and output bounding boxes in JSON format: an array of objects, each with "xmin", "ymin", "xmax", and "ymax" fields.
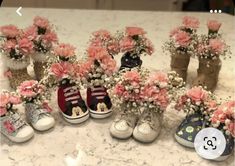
[
  {"xmin": 58, "ymin": 81, "xmax": 89, "ymax": 124},
  {"xmin": 119, "ymin": 52, "xmax": 142, "ymax": 70},
  {"xmin": 1, "ymin": 110, "xmax": 34, "ymax": 143},
  {"xmin": 25, "ymin": 102, "xmax": 55, "ymax": 131},
  {"xmin": 87, "ymin": 86, "xmax": 112, "ymax": 119},
  {"xmin": 110, "ymin": 110, "xmax": 138, "ymax": 139},
  {"xmin": 175, "ymin": 112, "xmax": 206, "ymax": 148},
  {"xmin": 133, "ymin": 109, "xmax": 163, "ymax": 143},
  {"xmin": 213, "ymin": 133, "xmax": 234, "ymax": 161}
]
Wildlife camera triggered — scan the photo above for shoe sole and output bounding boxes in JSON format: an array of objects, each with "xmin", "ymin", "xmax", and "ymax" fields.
[
  {"xmin": 1, "ymin": 131, "xmax": 34, "ymax": 143},
  {"xmin": 174, "ymin": 133, "xmax": 194, "ymax": 148},
  {"xmin": 60, "ymin": 110, "xmax": 89, "ymax": 124},
  {"xmin": 89, "ymin": 109, "xmax": 112, "ymax": 119}
]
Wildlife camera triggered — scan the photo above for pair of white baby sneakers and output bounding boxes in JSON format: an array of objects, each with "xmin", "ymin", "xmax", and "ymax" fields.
[{"xmin": 110, "ymin": 107, "xmax": 163, "ymax": 143}]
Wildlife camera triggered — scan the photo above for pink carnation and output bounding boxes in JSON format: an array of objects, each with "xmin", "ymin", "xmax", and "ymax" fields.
[
  {"xmin": 126, "ymin": 27, "xmax": 146, "ymax": 36},
  {"xmin": 100, "ymin": 56, "xmax": 117, "ymax": 75},
  {"xmin": 2, "ymin": 40, "xmax": 16, "ymax": 53},
  {"xmin": 123, "ymin": 71, "xmax": 141, "ymax": 83},
  {"xmin": 144, "ymin": 38, "xmax": 154, "ymax": 55},
  {"xmin": 18, "ymin": 38, "xmax": 34, "ymax": 54},
  {"xmin": 174, "ymin": 31, "xmax": 191, "ymax": 47},
  {"xmin": 76, "ymin": 59, "xmax": 93, "ymax": 77},
  {"xmin": 92, "ymin": 29, "xmax": 111, "ymax": 40},
  {"xmin": 119, "ymin": 37, "xmax": 135, "ymax": 52},
  {"xmin": 53, "ymin": 43, "xmax": 75, "ymax": 58},
  {"xmin": 87, "ymin": 46, "xmax": 109, "ymax": 60},
  {"xmin": 0, "ymin": 93, "xmax": 10, "ymax": 107},
  {"xmin": 33, "ymin": 16, "xmax": 49, "ymax": 29},
  {"xmin": 182, "ymin": 16, "xmax": 199, "ymax": 29},
  {"xmin": 114, "ymin": 83, "xmax": 125, "ymax": 96},
  {"xmin": 147, "ymin": 72, "xmax": 168, "ymax": 85},
  {"xmin": 18, "ymin": 80, "xmax": 45, "ymax": 98},
  {"xmin": 42, "ymin": 31, "xmax": 58, "ymax": 44},
  {"xmin": 170, "ymin": 27, "xmax": 182, "ymax": 37},
  {"xmin": 50, "ymin": 62, "xmax": 73, "ymax": 79},
  {"xmin": 209, "ymin": 39, "xmax": 224, "ymax": 54},
  {"xmin": 107, "ymin": 40, "xmax": 120, "ymax": 55},
  {"xmin": 0, "ymin": 25, "xmax": 20, "ymax": 38},
  {"xmin": 207, "ymin": 20, "xmax": 221, "ymax": 32},
  {"xmin": 9, "ymin": 95, "xmax": 21, "ymax": 105},
  {"xmin": 186, "ymin": 87, "xmax": 208, "ymax": 102},
  {"xmin": 23, "ymin": 26, "xmax": 38, "ymax": 40}
]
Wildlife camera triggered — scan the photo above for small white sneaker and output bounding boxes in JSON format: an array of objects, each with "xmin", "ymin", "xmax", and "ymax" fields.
[
  {"xmin": 110, "ymin": 111, "xmax": 138, "ymax": 139},
  {"xmin": 25, "ymin": 103, "xmax": 55, "ymax": 131},
  {"xmin": 0, "ymin": 110, "xmax": 34, "ymax": 143},
  {"xmin": 133, "ymin": 110, "xmax": 163, "ymax": 143}
]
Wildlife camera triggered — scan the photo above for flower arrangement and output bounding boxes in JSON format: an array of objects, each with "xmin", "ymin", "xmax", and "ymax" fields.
[
  {"xmin": 78, "ymin": 45, "xmax": 117, "ymax": 87},
  {"xmin": 175, "ymin": 86, "xmax": 218, "ymax": 116},
  {"xmin": 163, "ymin": 16, "xmax": 199, "ymax": 56},
  {"xmin": 112, "ymin": 69, "xmax": 183, "ymax": 113},
  {"xmin": 17, "ymin": 80, "xmax": 52, "ymax": 112},
  {"xmin": 210, "ymin": 101, "xmax": 235, "ymax": 137},
  {"xmin": 0, "ymin": 25, "xmax": 33, "ymax": 60},
  {"xmin": 23, "ymin": 16, "xmax": 58, "ymax": 54},
  {"xmin": 89, "ymin": 29, "xmax": 120, "ymax": 57},
  {"xmin": 118, "ymin": 27, "xmax": 154, "ymax": 57},
  {"xmin": 0, "ymin": 91, "xmax": 21, "ymax": 116},
  {"xmin": 42, "ymin": 43, "xmax": 81, "ymax": 87},
  {"xmin": 195, "ymin": 20, "xmax": 231, "ymax": 60}
]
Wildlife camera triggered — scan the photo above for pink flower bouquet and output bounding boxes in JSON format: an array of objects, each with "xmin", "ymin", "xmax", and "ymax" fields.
[
  {"xmin": 0, "ymin": 91, "xmax": 21, "ymax": 116},
  {"xmin": 17, "ymin": 80, "xmax": 50, "ymax": 105},
  {"xmin": 175, "ymin": 86, "xmax": 218, "ymax": 115},
  {"xmin": 164, "ymin": 16, "xmax": 199, "ymax": 56},
  {"xmin": 119, "ymin": 27, "xmax": 154, "ymax": 57},
  {"xmin": 210, "ymin": 101, "xmax": 235, "ymax": 137},
  {"xmin": 89, "ymin": 29, "xmax": 120, "ymax": 57},
  {"xmin": 23, "ymin": 16, "xmax": 58, "ymax": 54}
]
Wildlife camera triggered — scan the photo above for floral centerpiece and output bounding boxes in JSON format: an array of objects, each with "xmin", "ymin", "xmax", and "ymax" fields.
[
  {"xmin": 0, "ymin": 91, "xmax": 31, "ymax": 139},
  {"xmin": 23, "ymin": 16, "xmax": 58, "ymax": 80},
  {"xmin": 79, "ymin": 46, "xmax": 117, "ymax": 88},
  {"xmin": 174, "ymin": 86, "xmax": 219, "ymax": 147},
  {"xmin": 163, "ymin": 16, "xmax": 199, "ymax": 81},
  {"xmin": 192, "ymin": 20, "xmax": 231, "ymax": 92},
  {"xmin": 118, "ymin": 27, "xmax": 154, "ymax": 70},
  {"xmin": 89, "ymin": 29, "xmax": 120, "ymax": 57},
  {"xmin": 0, "ymin": 25, "xmax": 33, "ymax": 89},
  {"xmin": 210, "ymin": 101, "xmax": 235, "ymax": 137},
  {"xmin": 17, "ymin": 80, "xmax": 54, "ymax": 130}
]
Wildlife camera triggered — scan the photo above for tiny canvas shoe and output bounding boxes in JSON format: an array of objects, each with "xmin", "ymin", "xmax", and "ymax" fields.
[
  {"xmin": 110, "ymin": 110, "xmax": 138, "ymax": 139},
  {"xmin": 0, "ymin": 111, "xmax": 34, "ymax": 143},
  {"xmin": 133, "ymin": 109, "xmax": 163, "ymax": 143},
  {"xmin": 175, "ymin": 112, "xmax": 205, "ymax": 148},
  {"xmin": 25, "ymin": 103, "xmax": 55, "ymax": 131},
  {"xmin": 119, "ymin": 52, "xmax": 142, "ymax": 70},
  {"xmin": 58, "ymin": 81, "xmax": 89, "ymax": 124},
  {"xmin": 86, "ymin": 86, "xmax": 112, "ymax": 119}
]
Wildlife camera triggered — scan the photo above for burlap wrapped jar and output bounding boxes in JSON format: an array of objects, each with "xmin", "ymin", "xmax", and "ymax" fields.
[
  {"xmin": 31, "ymin": 52, "xmax": 51, "ymax": 81},
  {"xmin": 170, "ymin": 50, "xmax": 190, "ymax": 82},
  {"xmin": 192, "ymin": 57, "xmax": 221, "ymax": 92},
  {"xmin": 4, "ymin": 55, "xmax": 32, "ymax": 90}
]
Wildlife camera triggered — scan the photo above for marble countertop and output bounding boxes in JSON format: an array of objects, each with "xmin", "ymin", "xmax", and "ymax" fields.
[{"xmin": 0, "ymin": 8, "xmax": 234, "ymax": 166}]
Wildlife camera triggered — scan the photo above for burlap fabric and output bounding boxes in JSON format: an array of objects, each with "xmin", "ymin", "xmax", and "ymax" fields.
[
  {"xmin": 192, "ymin": 58, "xmax": 221, "ymax": 92},
  {"xmin": 170, "ymin": 51, "xmax": 190, "ymax": 82},
  {"xmin": 33, "ymin": 61, "xmax": 47, "ymax": 81},
  {"xmin": 9, "ymin": 68, "xmax": 32, "ymax": 90}
]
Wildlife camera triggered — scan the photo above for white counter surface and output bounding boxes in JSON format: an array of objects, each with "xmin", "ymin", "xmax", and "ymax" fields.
[{"xmin": 0, "ymin": 8, "xmax": 234, "ymax": 166}]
